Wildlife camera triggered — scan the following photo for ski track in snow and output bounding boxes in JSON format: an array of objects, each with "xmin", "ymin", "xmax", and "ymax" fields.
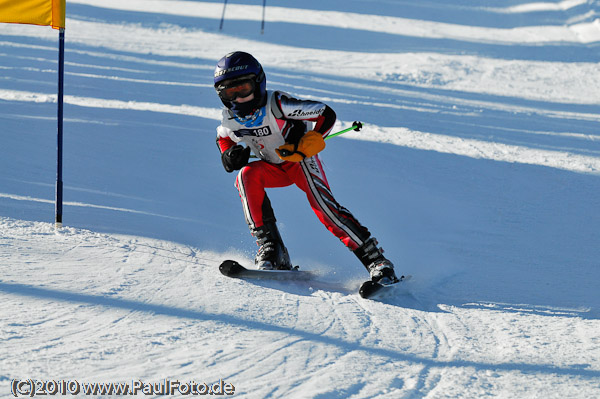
[
  {"xmin": 1, "ymin": 218, "xmax": 599, "ymax": 398},
  {"xmin": 1, "ymin": 0, "xmax": 600, "ymax": 397}
]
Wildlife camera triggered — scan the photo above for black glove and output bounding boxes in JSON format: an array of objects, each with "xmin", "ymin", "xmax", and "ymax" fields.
[{"xmin": 221, "ymin": 145, "xmax": 251, "ymax": 173}]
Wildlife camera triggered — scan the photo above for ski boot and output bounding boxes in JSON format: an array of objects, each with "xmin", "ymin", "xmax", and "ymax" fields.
[
  {"xmin": 353, "ymin": 237, "xmax": 399, "ymax": 285},
  {"xmin": 251, "ymin": 222, "xmax": 293, "ymax": 271}
]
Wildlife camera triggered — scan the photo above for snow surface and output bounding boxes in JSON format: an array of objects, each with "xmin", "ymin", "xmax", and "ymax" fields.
[{"xmin": 1, "ymin": 0, "xmax": 600, "ymax": 397}]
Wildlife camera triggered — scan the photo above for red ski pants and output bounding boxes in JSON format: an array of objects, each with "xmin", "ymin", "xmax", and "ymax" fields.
[{"xmin": 235, "ymin": 156, "xmax": 370, "ymax": 251}]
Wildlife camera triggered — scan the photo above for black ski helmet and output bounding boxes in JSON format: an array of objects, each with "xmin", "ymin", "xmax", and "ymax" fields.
[{"xmin": 214, "ymin": 51, "xmax": 266, "ymax": 117}]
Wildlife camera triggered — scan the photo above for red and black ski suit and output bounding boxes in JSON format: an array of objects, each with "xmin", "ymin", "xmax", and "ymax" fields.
[{"xmin": 216, "ymin": 90, "xmax": 371, "ymax": 251}]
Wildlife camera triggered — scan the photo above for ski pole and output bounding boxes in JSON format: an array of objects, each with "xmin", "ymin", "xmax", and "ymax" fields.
[{"xmin": 325, "ymin": 120, "xmax": 362, "ymax": 140}]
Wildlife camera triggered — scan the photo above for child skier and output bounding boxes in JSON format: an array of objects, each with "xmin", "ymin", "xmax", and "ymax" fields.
[{"xmin": 213, "ymin": 51, "xmax": 399, "ymax": 285}]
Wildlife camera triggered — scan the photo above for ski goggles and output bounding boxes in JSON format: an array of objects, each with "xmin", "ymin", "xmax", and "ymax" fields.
[{"xmin": 216, "ymin": 77, "xmax": 256, "ymax": 102}]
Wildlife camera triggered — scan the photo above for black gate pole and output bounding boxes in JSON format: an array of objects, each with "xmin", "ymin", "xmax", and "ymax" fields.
[
  {"xmin": 56, "ymin": 28, "xmax": 65, "ymax": 228},
  {"xmin": 261, "ymin": 0, "xmax": 266, "ymax": 34},
  {"xmin": 219, "ymin": 0, "xmax": 228, "ymax": 30}
]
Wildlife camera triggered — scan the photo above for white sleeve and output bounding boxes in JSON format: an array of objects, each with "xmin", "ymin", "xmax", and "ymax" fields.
[{"xmin": 273, "ymin": 91, "xmax": 327, "ymax": 121}]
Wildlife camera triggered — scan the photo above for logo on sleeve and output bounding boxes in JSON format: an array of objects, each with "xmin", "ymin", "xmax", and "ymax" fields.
[{"xmin": 289, "ymin": 109, "xmax": 322, "ymax": 118}]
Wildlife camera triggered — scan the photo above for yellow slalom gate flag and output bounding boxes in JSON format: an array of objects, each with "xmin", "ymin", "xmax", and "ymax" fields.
[{"xmin": 0, "ymin": 0, "xmax": 65, "ymax": 29}]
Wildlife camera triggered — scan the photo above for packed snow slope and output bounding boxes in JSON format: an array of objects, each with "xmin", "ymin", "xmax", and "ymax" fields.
[{"xmin": 1, "ymin": 0, "xmax": 600, "ymax": 397}]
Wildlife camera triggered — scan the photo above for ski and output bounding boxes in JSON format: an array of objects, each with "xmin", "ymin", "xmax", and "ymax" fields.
[
  {"xmin": 359, "ymin": 275, "xmax": 412, "ymax": 299},
  {"xmin": 219, "ymin": 259, "xmax": 314, "ymax": 281}
]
